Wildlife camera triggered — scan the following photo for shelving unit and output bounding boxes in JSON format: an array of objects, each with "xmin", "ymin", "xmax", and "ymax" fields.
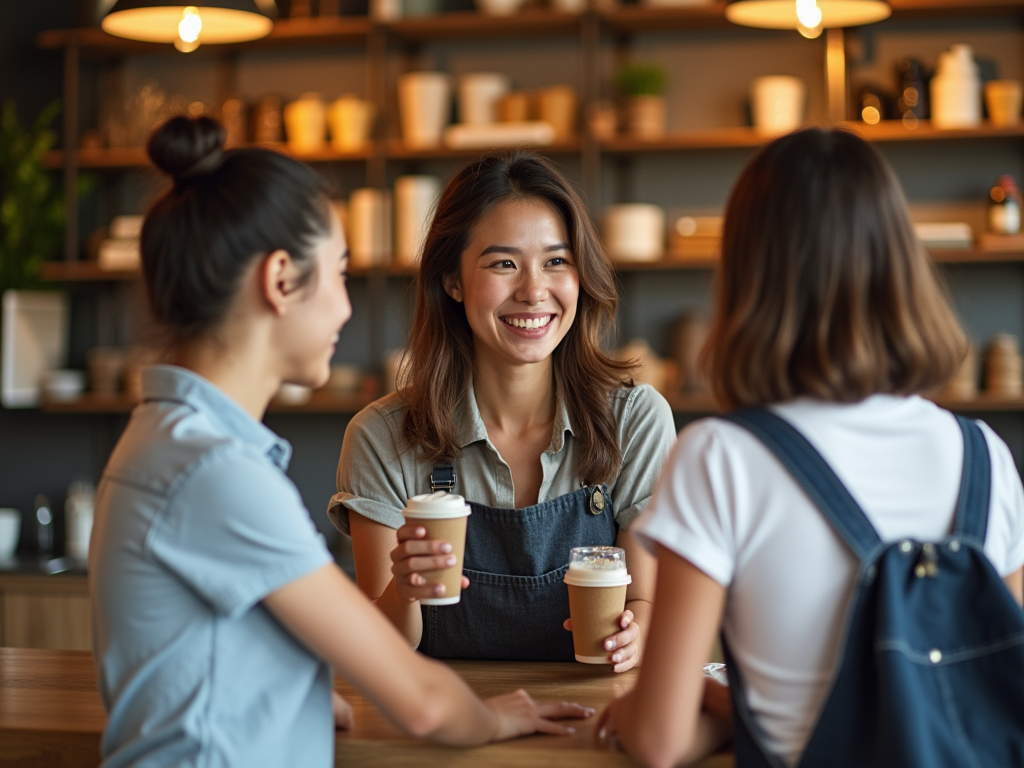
[
  {"xmin": 35, "ymin": 2, "xmax": 1024, "ymax": 425},
  {"xmin": 41, "ymin": 391, "xmax": 374, "ymax": 415}
]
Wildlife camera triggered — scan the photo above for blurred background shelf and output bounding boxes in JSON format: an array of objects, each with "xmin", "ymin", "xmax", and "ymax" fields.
[
  {"xmin": 39, "ymin": 249, "xmax": 1024, "ymax": 284},
  {"xmin": 44, "ymin": 144, "xmax": 374, "ymax": 170},
  {"xmin": 386, "ymin": 10, "xmax": 583, "ymax": 41},
  {"xmin": 37, "ymin": 16, "xmax": 372, "ymax": 55},
  {"xmin": 41, "ymin": 391, "xmax": 374, "ymax": 415}
]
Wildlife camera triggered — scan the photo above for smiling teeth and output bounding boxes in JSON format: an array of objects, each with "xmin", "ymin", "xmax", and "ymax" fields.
[{"xmin": 506, "ymin": 316, "xmax": 552, "ymax": 330}]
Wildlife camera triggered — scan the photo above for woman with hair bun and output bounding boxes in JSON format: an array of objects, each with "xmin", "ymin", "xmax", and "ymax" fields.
[
  {"xmin": 331, "ymin": 151, "xmax": 676, "ymax": 669},
  {"xmin": 90, "ymin": 117, "xmax": 590, "ymax": 768}
]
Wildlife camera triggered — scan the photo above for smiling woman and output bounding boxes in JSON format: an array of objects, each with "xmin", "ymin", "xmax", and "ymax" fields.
[{"xmin": 330, "ymin": 151, "xmax": 677, "ymax": 668}]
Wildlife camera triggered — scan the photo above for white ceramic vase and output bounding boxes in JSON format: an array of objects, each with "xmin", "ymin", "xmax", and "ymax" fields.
[{"xmin": 398, "ymin": 72, "xmax": 451, "ymax": 148}]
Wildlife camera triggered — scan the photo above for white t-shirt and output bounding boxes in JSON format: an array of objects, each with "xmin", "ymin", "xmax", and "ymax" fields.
[{"xmin": 634, "ymin": 395, "xmax": 1024, "ymax": 768}]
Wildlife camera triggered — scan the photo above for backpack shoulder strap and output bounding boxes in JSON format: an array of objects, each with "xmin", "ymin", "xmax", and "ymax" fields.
[
  {"xmin": 952, "ymin": 415, "xmax": 991, "ymax": 548},
  {"xmin": 722, "ymin": 408, "xmax": 882, "ymax": 563}
]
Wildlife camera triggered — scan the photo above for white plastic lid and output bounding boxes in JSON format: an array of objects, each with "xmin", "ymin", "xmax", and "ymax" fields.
[
  {"xmin": 403, "ymin": 491, "xmax": 471, "ymax": 519},
  {"xmin": 564, "ymin": 563, "xmax": 631, "ymax": 587}
]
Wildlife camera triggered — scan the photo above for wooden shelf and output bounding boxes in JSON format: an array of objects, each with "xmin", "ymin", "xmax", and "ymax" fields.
[
  {"xmin": 39, "ymin": 248, "xmax": 1024, "ymax": 284},
  {"xmin": 384, "ymin": 138, "xmax": 582, "ymax": 159},
  {"xmin": 41, "ymin": 391, "xmax": 373, "ymax": 415},
  {"xmin": 599, "ymin": 3, "xmax": 733, "ymax": 33},
  {"xmin": 45, "ymin": 140, "xmax": 585, "ymax": 170},
  {"xmin": 846, "ymin": 120, "xmax": 1024, "ymax": 143},
  {"xmin": 40, "ymin": 389, "xmax": 1024, "ymax": 415},
  {"xmin": 601, "ymin": 122, "xmax": 1024, "ymax": 154},
  {"xmin": 35, "ymin": 2, "xmax": 1024, "ymax": 58},
  {"xmin": 37, "ymin": 17, "xmax": 372, "ymax": 55},
  {"xmin": 665, "ymin": 392, "xmax": 1024, "ymax": 415},
  {"xmin": 44, "ymin": 143, "xmax": 373, "ymax": 170},
  {"xmin": 386, "ymin": 10, "xmax": 583, "ymax": 41},
  {"xmin": 38, "ymin": 260, "xmax": 401, "ymax": 282},
  {"xmin": 889, "ymin": 0, "xmax": 1024, "ymax": 21}
]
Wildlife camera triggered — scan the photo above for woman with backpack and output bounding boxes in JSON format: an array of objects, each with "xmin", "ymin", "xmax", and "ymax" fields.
[
  {"xmin": 89, "ymin": 116, "xmax": 591, "ymax": 768},
  {"xmin": 596, "ymin": 127, "xmax": 1024, "ymax": 768}
]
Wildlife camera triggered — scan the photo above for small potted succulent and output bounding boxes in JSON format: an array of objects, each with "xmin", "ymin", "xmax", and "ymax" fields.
[{"xmin": 615, "ymin": 62, "xmax": 669, "ymax": 140}]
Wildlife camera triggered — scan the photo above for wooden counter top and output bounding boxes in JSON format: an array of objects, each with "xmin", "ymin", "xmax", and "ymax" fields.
[{"xmin": 1, "ymin": 647, "xmax": 734, "ymax": 767}]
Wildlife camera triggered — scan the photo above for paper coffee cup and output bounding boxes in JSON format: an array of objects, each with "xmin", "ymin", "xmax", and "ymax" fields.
[
  {"xmin": 403, "ymin": 492, "xmax": 471, "ymax": 606},
  {"xmin": 564, "ymin": 546, "xmax": 631, "ymax": 664}
]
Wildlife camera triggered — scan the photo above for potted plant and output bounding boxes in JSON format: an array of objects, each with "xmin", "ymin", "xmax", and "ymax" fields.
[
  {"xmin": 0, "ymin": 100, "xmax": 87, "ymax": 408},
  {"xmin": 0, "ymin": 100, "xmax": 66, "ymax": 296},
  {"xmin": 615, "ymin": 62, "xmax": 669, "ymax": 140}
]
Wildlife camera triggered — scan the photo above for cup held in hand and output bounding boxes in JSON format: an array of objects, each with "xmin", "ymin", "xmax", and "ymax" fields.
[
  {"xmin": 403, "ymin": 492, "xmax": 471, "ymax": 605},
  {"xmin": 564, "ymin": 546, "xmax": 631, "ymax": 664}
]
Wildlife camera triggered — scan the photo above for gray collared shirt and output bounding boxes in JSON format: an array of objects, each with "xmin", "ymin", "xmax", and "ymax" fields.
[
  {"xmin": 91, "ymin": 365, "xmax": 333, "ymax": 768},
  {"xmin": 329, "ymin": 382, "xmax": 676, "ymax": 534}
]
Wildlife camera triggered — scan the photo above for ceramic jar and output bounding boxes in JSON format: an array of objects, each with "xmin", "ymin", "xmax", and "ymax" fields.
[
  {"xmin": 398, "ymin": 72, "xmax": 450, "ymax": 148},
  {"xmin": 283, "ymin": 93, "xmax": 327, "ymax": 154},
  {"xmin": 931, "ymin": 44, "xmax": 981, "ymax": 129},
  {"xmin": 603, "ymin": 204, "xmax": 665, "ymax": 262}
]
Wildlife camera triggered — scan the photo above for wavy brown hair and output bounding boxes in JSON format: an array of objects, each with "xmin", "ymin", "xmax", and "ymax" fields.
[
  {"xmin": 703, "ymin": 128, "xmax": 967, "ymax": 409},
  {"xmin": 403, "ymin": 151, "xmax": 633, "ymax": 485}
]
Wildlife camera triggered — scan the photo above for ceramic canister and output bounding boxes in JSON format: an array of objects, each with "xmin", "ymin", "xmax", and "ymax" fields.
[
  {"xmin": 398, "ymin": 72, "xmax": 451, "ymax": 148},
  {"xmin": 394, "ymin": 175, "xmax": 442, "ymax": 266},
  {"xmin": 283, "ymin": 93, "xmax": 327, "ymax": 154},
  {"xmin": 751, "ymin": 76, "xmax": 805, "ymax": 135},
  {"xmin": 328, "ymin": 96, "xmax": 375, "ymax": 152},
  {"xmin": 603, "ymin": 204, "xmax": 665, "ymax": 262},
  {"xmin": 931, "ymin": 44, "xmax": 981, "ymax": 129},
  {"xmin": 458, "ymin": 73, "xmax": 512, "ymax": 125},
  {"xmin": 348, "ymin": 188, "xmax": 391, "ymax": 268}
]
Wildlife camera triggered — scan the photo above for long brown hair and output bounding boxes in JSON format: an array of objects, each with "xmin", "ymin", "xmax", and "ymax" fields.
[
  {"xmin": 403, "ymin": 151, "xmax": 633, "ymax": 485},
  {"xmin": 703, "ymin": 128, "xmax": 967, "ymax": 409}
]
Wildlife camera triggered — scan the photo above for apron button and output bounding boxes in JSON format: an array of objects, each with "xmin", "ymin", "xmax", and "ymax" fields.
[{"xmin": 589, "ymin": 488, "xmax": 605, "ymax": 515}]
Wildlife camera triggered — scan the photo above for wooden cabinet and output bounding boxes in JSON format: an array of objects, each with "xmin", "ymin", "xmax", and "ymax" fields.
[{"xmin": 0, "ymin": 574, "xmax": 92, "ymax": 651}]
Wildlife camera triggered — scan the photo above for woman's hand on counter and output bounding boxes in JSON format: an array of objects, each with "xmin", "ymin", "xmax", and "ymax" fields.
[
  {"xmin": 562, "ymin": 608, "xmax": 642, "ymax": 673},
  {"xmin": 332, "ymin": 691, "xmax": 354, "ymax": 730},
  {"xmin": 485, "ymin": 689, "xmax": 594, "ymax": 741},
  {"xmin": 391, "ymin": 524, "xmax": 470, "ymax": 603}
]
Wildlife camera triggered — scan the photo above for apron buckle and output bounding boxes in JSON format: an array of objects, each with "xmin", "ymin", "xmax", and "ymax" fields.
[
  {"xmin": 588, "ymin": 487, "xmax": 606, "ymax": 515},
  {"xmin": 430, "ymin": 464, "xmax": 457, "ymax": 493}
]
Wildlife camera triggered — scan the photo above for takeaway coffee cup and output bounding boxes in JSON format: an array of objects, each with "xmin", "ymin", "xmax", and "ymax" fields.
[
  {"xmin": 564, "ymin": 546, "xmax": 632, "ymax": 664},
  {"xmin": 403, "ymin": 492, "xmax": 472, "ymax": 605}
]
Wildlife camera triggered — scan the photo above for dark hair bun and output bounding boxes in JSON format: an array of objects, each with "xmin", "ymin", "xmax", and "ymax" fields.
[{"xmin": 147, "ymin": 115, "xmax": 226, "ymax": 181}]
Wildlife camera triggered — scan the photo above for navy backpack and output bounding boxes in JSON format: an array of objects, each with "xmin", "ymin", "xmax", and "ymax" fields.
[{"xmin": 721, "ymin": 408, "xmax": 1024, "ymax": 768}]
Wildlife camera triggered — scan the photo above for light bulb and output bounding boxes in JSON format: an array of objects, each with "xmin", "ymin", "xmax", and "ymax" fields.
[
  {"xmin": 176, "ymin": 6, "xmax": 202, "ymax": 52},
  {"xmin": 795, "ymin": 0, "xmax": 823, "ymax": 37}
]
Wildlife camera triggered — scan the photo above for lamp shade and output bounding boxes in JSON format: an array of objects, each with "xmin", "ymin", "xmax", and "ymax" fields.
[
  {"xmin": 102, "ymin": 0, "xmax": 273, "ymax": 45},
  {"xmin": 726, "ymin": 0, "xmax": 891, "ymax": 30}
]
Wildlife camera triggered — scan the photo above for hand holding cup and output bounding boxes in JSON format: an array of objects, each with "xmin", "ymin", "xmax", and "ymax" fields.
[
  {"xmin": 564, "ymin": 546, "xmax": 633, "ymax": 666},
  {"xmin": 391, "ymin": 523, "xmax": 471, "ymax": 602},
  {"xmin": 394, "ymin": 492, "xmax": 472, "ymax": 605}
]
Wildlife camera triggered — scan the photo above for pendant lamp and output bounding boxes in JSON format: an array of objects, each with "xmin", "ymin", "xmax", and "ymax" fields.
[
  {"xmin": 102, "ymin": 0, "xmax": 273, "ymax": 52},
  {"xmin": 726, "ymin": 0, "xmax": 891, "ymax": 39}
]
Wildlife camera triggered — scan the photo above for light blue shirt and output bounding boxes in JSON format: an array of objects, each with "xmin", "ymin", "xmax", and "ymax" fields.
[{"xmin": 90, "ymin": 365, "xmax": 334, "ymax": 768}]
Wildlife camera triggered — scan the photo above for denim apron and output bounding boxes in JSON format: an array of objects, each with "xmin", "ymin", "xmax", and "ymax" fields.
[{"xmin": 419, "ymin": 468, "xmax": 617, "ymax": 662}]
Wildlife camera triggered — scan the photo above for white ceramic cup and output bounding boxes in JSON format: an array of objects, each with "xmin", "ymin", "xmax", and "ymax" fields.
[
  {"xmin": 751, "ymin": 76, "xmax": 806, "ymax": 135},
  {"xmin": 348, "ymin": 188, "xmax": 391, "ymax": 267},
  {"xmin": 458, "ymin": 73, "xmax": 512, "ymax": 126},
  {"xmin": 398, "ymin": 72, "xmax": 451, "ymax": 149},
  {"xmin": 603, "ymin": 204, "xmax": 665, "ymax": 262},
  {"xmin": 328, "ymin": 96, "xmax": 376, "ymax": 151},
  {"xmin": 283, "ymin": 93, "xmax": 327, "ymax": 154},
  {"xmin": 394, "ymin": 175, "xmax": 442, "ymax": 266},
  {"xmin": 0, "ymin": 508, "xmax": 21, "ymax": 560}
]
